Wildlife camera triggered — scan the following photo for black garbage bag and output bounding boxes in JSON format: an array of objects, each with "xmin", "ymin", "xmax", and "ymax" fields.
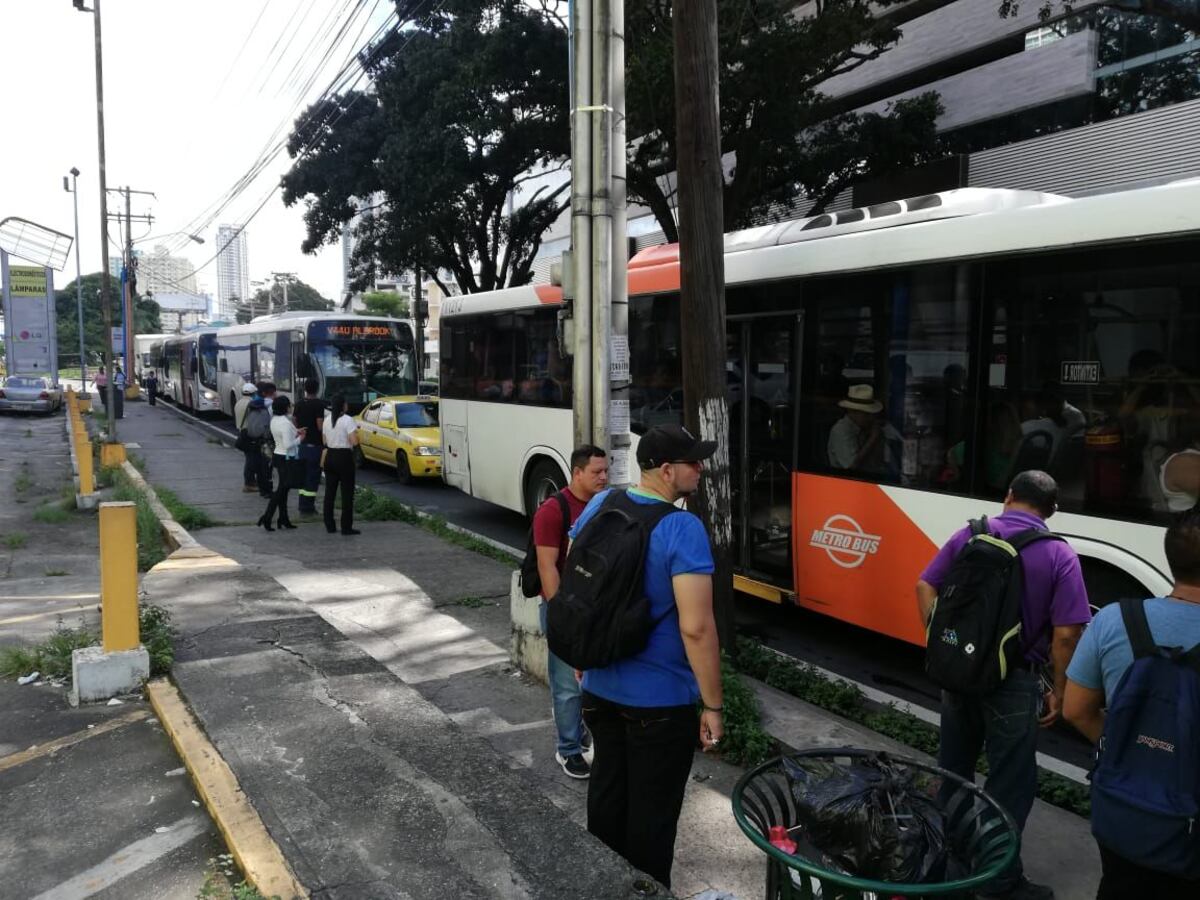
[{"xmin": 782, "ymin": 753, "xmax": 963, "ymax": 884}]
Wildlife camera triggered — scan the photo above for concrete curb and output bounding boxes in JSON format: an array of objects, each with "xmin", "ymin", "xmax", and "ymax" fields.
[
  {"xmin": 119, "ymin": 461, "xmax": 206, "ymax": 555},
  {"xmin": 147, "ymin": 679, "xmax": 308, "ymax": 900}
]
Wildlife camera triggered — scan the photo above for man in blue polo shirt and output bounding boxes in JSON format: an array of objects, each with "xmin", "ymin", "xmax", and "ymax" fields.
[
  {"xmin": 570, "ymin": 424, "xmax": 724, "ymax": 889},
  {"xmin": 917, "ymin": 470, "xmax": 1090, "ymax": 900}
]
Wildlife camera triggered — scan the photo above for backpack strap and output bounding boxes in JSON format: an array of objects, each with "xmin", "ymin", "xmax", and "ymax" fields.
[
  {"xmin": 969, "ymin": 516, "xmax": 989, "ymax": 536},
  {"xmin": 554, "ymin": 491, "xmax": 571, "ymax": 541},
  {"xmin": 1005, "ymin": 528, "xmax": 1066, "ymax": 553},
  {"xmin": 1118, "ymin": 597, "xmax": 1158, "ymax": 660}
]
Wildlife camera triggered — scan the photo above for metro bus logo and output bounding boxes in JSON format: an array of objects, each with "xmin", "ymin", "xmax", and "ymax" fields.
[{"xmin": 809, "ymin": 514, "xmax": 882, "ymax": 569}]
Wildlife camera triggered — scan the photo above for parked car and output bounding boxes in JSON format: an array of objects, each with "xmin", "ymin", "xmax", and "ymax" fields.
[
  {"xmin": 354, "ymin": 395, "xmax": 441, "ymax": 483},
  {"xmin": 0, "ymin": 375, "xmax": 62, "ymax": 414}
]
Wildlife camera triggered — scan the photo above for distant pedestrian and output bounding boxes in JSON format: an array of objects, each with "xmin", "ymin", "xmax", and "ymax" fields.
[
  {"xmin": 1064, "ymin": 511, "xmax": 1200, "ymax": 898},
  {"xmin": 533, "ymin": 445, "xmax": 609, "ymax": 779},
  {"xmin": 569, "ymin": 424, "xmax": 724, "ymax": 889},
  {"xmin": 113, "ymin": 365, "xmax": 126, "ymax": 392},
  {"xmin": 916, "ymin": 470, "xmax": 1090, "ymax": 900},
  {"xmin": 235, "ymin": 383, "xmax": 266, "ymax": 494},
  {"xmin": 321, "ymin": 394, "xmax": 360, "ymax": 536},
  {"xmin": 143, "ymin": 370, "xmax": 159, "ymax": 406},
  {"xmin": 259, "ymin": 395, "xmax": 302, "ymax": 532},
  {"xmin": 94, "ymin": 368, "xmax": 108, "ymax": 407},
  {"xmin": 293, "ymin": 378, "xmax": 325, "ymax": 516}
]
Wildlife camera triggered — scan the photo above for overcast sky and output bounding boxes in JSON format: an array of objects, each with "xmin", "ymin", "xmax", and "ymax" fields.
[{"xmin": 0, "ymin": 0, "xmax": 396, "ymax": 302}]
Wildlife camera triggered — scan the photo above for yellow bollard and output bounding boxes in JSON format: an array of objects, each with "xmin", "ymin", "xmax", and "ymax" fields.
[
  {"xmin": 78, "ymin": 437, "xmax": 95, "ymax": 496},
  {"xmin": 100, "ymin": 442, "xmax": 127, "ymax": 468},
  {"xmin": 99, "ymin": 502, "xmax": 140, "ymax": 652}
]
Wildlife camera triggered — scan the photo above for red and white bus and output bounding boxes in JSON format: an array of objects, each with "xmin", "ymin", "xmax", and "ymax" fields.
[{"xmin": 439, "ymin": 179, "xmax": 1200, "ymax": 645}]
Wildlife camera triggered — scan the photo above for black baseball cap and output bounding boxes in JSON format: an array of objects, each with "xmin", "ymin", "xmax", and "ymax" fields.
[{"xmin": 636, "ymin": 424, "xmax": 717, "ymax": 469}]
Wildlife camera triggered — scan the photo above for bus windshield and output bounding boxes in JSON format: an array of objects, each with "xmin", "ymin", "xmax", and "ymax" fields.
[
  {"xmin": 199, "ymin": 334, "xmax": 219, "ymax": 390},
  {"xmin": 307, "ymin": 321, "xmax": 416, "ymax": 405}
]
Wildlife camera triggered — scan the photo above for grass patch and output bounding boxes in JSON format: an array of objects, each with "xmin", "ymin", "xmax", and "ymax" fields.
[
  {"xmin": 14, "ymin": 471, "xmax": 33, "ymax": 493},
  {"xmin": 3, "ymin": 532, "xmax": 28, "ymax": 550},
  {"xmin": 44, "ymin": 569, "xmax": 70, "ymax": 577},
  {"xmin": 33, "ymin": 505, "xmax": 70, "ymax": 525},
  {"xmin": 0, "ymin": 620, "xmax": 97, "ymax": 681},
  {"xmin": 111, "ymin": 469, "xmax": 168, "ymax": 571},
  {"xmin": 198, "ymin": 852, "xmax": 273, "ymax": 900},
  {"xmin": 717, "ymin": 655, "xmax": 774, "ymax": 767},
  {"xmin": 152, "ymin": 484, "xmax": 216, "ymax": 529},
  {"xmin": 141, "ymin": 604, "xmax": 175, "ymax": 676},
  {"xmin": 350, "ymin": 485, "xmax": 519, "ymax": 566},
  {"xmin": 731, "ymin": 637, "xmax": 1092, "ymax": 818},
  {"xmin": 59, "ymin": 483, "xmax": 77, "ymax": 511}
]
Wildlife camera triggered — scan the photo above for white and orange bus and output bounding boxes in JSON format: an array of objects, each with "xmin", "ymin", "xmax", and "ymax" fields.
[{"xmin": 439, "ymin": 179, "xmax": 1200, "ymax": 645}]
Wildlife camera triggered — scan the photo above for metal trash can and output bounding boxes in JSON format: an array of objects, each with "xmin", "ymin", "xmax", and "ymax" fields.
[{"xmin": 732, "ymin": 749, "xmax": 1019, "ymax": 899}]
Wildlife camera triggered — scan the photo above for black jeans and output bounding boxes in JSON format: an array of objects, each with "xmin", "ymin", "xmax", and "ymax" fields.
[
  {"xmin": 323, "ymin": 448, "xmax": 356, "ymax": 533},
  {"xmin": 298, "ymin": 443, "xmax": 322, "ymax": 511},
  {"xmin": 1098, "ymin": 845, "xmax": 1200, "ymax": 899},
  {"xmin": 263, "ymin": 457, "xmax": 293, "ymax": 526},
  {"xmin": 581, "ymin": 691, "xmax": 697, "ymax": 889},
  {"xmin": 147, "ymin": 386, "xmax": 156, "ymax": 406},
  {"xmin": 938, "ymin": 668, "xmax": 1041, "ymax": 894}
]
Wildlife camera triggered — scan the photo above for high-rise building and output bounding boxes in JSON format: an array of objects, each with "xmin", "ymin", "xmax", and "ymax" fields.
[
  {"xmin": 215, "ymin": 225, "xmax": 249, "ymax": 319},
  {"xmin": 135, "ymin": 245, "xmax": 198, "ymax": 296}
]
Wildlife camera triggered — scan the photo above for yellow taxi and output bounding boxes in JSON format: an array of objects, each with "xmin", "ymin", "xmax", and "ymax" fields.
[{"xmin": 354, "ymin": 395, "xmax": 441, "ymax": 483}]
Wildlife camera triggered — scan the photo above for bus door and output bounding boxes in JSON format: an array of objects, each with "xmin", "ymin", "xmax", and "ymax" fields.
[{"xmin": 727, "ymin": 314, "xmax": 800, "ymax": 585}]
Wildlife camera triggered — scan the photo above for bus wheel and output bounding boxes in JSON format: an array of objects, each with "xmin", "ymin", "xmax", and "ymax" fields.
[
  {"xmin": 1080, "ymin": 557, "xmax": 1152, "ymax": 615},
  {"xmin": 395, "ymin": 450, "xmax": 412, "ymax": 485},
  {"xmin": 524, "ymin": 459, "xmax": 565, "ymax": 518}
]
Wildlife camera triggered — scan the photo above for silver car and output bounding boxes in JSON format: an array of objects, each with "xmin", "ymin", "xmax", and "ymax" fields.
[{"xmin": 0, "ymin": 374, "xmax": 63, "ymax": 414}]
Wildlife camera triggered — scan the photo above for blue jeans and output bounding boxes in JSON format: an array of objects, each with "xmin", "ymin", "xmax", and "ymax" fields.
[
  {"xmin": 938, "ymin": 668, "xmax": 1042, "ymax": 893},
  {"xmin": 540, "ymin": 600, "xmax": 583, "ymax": 757}
]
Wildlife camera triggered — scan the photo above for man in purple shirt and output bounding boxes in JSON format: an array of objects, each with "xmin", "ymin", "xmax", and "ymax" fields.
[{"xmin": 916, "ymin": 470, "xmax": 1090, "ymax": 900}]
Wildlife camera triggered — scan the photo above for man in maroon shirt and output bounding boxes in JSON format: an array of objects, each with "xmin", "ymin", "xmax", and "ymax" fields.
[
  {"xmin": 535, "ymin": 445, "xmax": 609, "ymax": 779},
  {"xmin": 917, "ymin": 470, "xmax": 1089, "ymax": 900}
]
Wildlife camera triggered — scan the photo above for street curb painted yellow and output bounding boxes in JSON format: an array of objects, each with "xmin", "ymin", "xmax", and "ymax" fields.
[{"xmin": 147, "ymin": 679, "xmax": 308, "ymax": 900}]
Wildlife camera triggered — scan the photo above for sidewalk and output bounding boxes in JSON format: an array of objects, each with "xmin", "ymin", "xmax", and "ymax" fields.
[{"xmin": 122, "ymin": 400, "xmax": 1100, "ymax": 898}]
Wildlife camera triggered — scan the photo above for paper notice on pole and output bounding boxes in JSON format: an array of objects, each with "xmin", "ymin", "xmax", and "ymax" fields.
[
  {"xmin": 609, "ymin": 447, "xmax": 631, "ymax": 484},
  {"xmin": 608, "ymin": 397, "xmax": 630, "ymax": 434},
  {"xmin": 610, "ymin": 335, "xmax": 630, "ymax": 381}
]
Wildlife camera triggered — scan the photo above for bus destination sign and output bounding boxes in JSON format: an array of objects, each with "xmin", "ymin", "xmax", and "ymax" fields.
[
  {"xmin": 1060, "ymin": 361, "xmax": 1100, "ymax": 385},
  {"xmin": 310, "ymin": 321, "xmax": 402, "ymax": 341}
]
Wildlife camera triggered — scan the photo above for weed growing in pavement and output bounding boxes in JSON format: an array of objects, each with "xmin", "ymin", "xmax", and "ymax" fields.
[
  {"xmin": 3, "ymin": 532, "xmax": 29, "ymax": 550},
  {"xmin": 14, "ymin": 470, "xmax": 32, "ymax": 493},
  {"xmin": 96, "ymin": 465, "xmax": 116, "ymax": 488},
  {"xmin": 33, "ymin": 505, "xmax": 70, "ymax": 525},
  {"xmin": 140, "ymin": 604, "xmax": 176, "ymax": 676},
  {"xmin": 44, "ymin": 569, "xmax": 70, "ymax": 577},
  {"xmin": 349, "ymin": 485, "xmax": 520, "ymax": 565},
  {"xmin": 59, "ymin": 484, "xmax": 77, "ymax": 511},
  {"xmin": 151, "ymin": 483, "xmax": 216, "ymax": 529},
  {"xmin": 450, "ymin": 596, "xmax": 493, "ymax": 608},
  {"xmin": 0, "ymin": 619, "xmax": 97, "ymax": 681},
  {"xmin": 198, "ymin": 853, "xmax": 274, "ymax": 900},
  {"xmin": 111, "ymin": 470, "xmax": 168, "ymax": 571},
  {"xmin": 24, "ymin": 428, "xmax": 33, "ymax": 438},
  {"xmin": 731, "ymin": 637, "xmax": 1092, "ymax": 817},
  {"xmin": 716, "ymin": 655, "xmax": 774, "ymax": 767}
]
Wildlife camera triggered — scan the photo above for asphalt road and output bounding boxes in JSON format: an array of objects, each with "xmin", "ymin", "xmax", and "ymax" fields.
[{"xmin": 160, "ymin": 398, "xmax": 1095, "ymax": 770}]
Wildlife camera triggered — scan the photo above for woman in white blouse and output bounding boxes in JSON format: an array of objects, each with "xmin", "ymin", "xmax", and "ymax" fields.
[
  {"xmin": 260, "ymin": 395, "xmax": 304, "ymax": 531},
  {"xmin": 322, "ymin": 394, "xmax": 361, "ymax": 535}
]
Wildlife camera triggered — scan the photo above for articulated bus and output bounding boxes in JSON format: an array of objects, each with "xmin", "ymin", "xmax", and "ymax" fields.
[
  {"xmin": 212, "ymin": 313, "xmax": 416, "ymax": 415},
  {"xmin": 439, "ymin": 178, "xmax": 1200, "ymax": 645},
  {"xmin": 155, "ymin": 330, "xmax": 222, "ymax": 413}
]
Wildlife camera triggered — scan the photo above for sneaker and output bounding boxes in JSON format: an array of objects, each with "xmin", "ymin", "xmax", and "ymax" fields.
[
  {"xmin": 978, "ymin": 877, "xmax": 1054, "ymax": 900},
  {"xmin": 580, "ymin": 729, "xmax": 594, "ymax": 762},
  {"xmin": 242, "ymin": 485, "xmax": 258, "ymax": 493},
  {"xmin": 555, "ymin": 752, "xmax": 590, "ymax": 780}
]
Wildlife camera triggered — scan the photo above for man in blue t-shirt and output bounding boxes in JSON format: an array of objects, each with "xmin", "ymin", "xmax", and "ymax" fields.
[
  {"xmin": 569, "ymin": 424, "xmax": 724, "ymax": 889},
  {"xmin": 1064, "ymin": 512, "xmax": 1200, "ymax": 898}
]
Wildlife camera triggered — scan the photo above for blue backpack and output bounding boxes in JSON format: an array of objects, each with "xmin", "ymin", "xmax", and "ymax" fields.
[{"xmin": 1090, "ymin": 598, "xmax": 1200, "ymax": 877}]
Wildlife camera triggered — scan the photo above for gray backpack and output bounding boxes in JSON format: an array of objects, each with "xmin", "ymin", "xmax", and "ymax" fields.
[{"xmin": 244, "ymin": 406, "xmax": 271, "ymax": 440}]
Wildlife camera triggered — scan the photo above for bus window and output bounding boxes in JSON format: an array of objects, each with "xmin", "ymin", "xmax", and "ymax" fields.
[
  {"xmin": 629, "ymin": 293, "xmax": 682, "ymax": 434},
  {"xmin": 514, "ymin": 308, "xmax": 571, "ymax": 408},
  {"xmin": 274, "ymin": 331, "xmax": 292, "ymax": 393},
  {"xmin": 985, "ymin": 239, "xmax": 1200, "ymax": 521},
  {"xmin": 257, "ymin": 334, "xmax": 275, "ymax": 382},
  {"xmin": 441, "ymin": 321, "xmax": 475, "ymax": 400}
]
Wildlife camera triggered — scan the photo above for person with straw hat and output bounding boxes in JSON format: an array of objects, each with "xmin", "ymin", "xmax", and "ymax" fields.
[{"xmin": 828, "ymin": 383, "xmax": 891, "ymax": 474}]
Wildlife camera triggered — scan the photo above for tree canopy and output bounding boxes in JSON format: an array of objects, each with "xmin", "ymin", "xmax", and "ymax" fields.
[
  {"xmin": 283, "ymin": 0, "xmax": 943, "ymax": 288},
  {"xmin": 234, "ymin": 278, "xmax": 332, "ymax": 324},
  {"xmin": 359, "ymin": 290, "xmax": 409, "ymax": 319},
  {"xmin": 55, "ymin": 273, "xmax": 161, "ymax": 367}
]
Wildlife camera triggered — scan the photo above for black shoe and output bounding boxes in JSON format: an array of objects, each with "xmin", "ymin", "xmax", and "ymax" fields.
[
  {"xmin": 341, "ymin": 528, "xmax": 361, "ymax": 536},
  {"xmin": 257, "ymin": 516, "xmax": 274, "ymax": 532},
  {"xmin": 325, "ymin": 526, "xmax": 337, "ymax": 534},
  {"xmin": 278, "ymin": 520, "xmax": 298, "ymax": 530},
  {"xmin": 259, "ymin": 492, "xmax": 273, "ymax": 499},
  {"xmin": 555, "ymin": 752, "xmax": 590, "ymax": 780},
  {"xmin": 978, "ymin": 877, "xmax": 1054, "ymax": 900}
]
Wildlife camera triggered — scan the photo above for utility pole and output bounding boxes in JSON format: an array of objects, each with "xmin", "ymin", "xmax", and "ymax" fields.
[
  {"xmin": 109, "ymin": 186, "xmax": 153, "ymax": 393},
  {"xmin": 413, "ymin": 267, "xmax": 425, "ymax": 384},
  {"xmin": 271, "ymin": 272, "xmax": 296, "ymax": 313},
  {"xmin": 674, "ymin": 0, "xmax": 734, "ymax": 647},
  {"xmin": 65, "ymin": 168, "xmax": 87, "ymax": 391}
]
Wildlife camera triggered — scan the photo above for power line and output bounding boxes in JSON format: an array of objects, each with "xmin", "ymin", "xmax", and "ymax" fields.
[{"xmin": 213, "ymin": 0, "xmax": 277, "ymax": 100}]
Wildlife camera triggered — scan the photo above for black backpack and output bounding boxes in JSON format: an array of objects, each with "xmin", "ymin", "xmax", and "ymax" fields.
[
  {"xmin": 519, "ymin": 492, "xmax": 570, "ymax": 599},
  {"xmin": 924, "ymin": 516, "xmax": 1063, "ymax": 695},
  {"xmin": 546, "ymin": 490, "xmax": 681, "ymax": 670}
]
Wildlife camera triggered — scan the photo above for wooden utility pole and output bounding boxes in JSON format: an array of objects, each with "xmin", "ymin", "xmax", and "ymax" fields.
[{"xmin": 674, "ymin": 0, "xmax": 734, "ymax": 647}]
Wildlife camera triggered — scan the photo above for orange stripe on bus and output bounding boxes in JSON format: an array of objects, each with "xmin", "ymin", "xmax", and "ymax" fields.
[
  {"xmin": 629, "ymin": 262, "xmax": 681, "ymax": 296},
  {"xmin": 535, "ymin": 284, "xmax": 563, "ymax": 304}
]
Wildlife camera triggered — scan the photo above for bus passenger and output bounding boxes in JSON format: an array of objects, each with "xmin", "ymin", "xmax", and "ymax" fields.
[
  {"xmin": 1161, "ymin": 411, "xmax": 1200, "ymax": 515},
  {"xmin": 827, "ymin": 385, "xmax": 893, "ymax": 475}
]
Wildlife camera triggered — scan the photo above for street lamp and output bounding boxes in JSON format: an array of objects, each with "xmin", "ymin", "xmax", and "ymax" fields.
[
  {"xmin": 74, "ymin": 0, "xmax": 117, "ymax": 439},
  {"xmin": 135, "ymin": 231, "xmax": 205, "ymax": 246},
  {"xmin": 63, "ymin": 168, "xmax": 88, "ymax": 391}
]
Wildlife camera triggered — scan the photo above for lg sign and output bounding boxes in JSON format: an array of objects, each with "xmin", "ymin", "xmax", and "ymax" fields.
[{"xmin": 809, "ymin": 515, "xmax": 882, "ymax": 569}]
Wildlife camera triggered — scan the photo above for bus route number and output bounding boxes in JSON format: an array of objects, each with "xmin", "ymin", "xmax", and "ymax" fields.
[{"xmin": 1060, "ymin": 361, "xmax": 1100, "ymax": 385}]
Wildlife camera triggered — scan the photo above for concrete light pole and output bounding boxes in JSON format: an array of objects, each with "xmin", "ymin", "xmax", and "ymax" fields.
[{"xmin": 64, "ymin": 168, "xmax": 88, "ymax": 391}]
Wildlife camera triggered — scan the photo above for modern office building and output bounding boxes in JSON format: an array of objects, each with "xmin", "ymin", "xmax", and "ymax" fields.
[
  {"xmin": 133, "ymin": 245, "xmax": 198, "ymax": 296},
  {"xmin": 215, "ymin": 225, "xmax": 250, "ymax": 319}
]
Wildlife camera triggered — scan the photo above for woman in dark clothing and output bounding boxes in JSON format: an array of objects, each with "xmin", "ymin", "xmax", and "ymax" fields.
[
  {"xmin": 321, "ymin": 394, "xmax": 361, "ymax": 535},
  {"xmin": 260, "ymin": 395, "xmax": 303, "ymax": 531}
]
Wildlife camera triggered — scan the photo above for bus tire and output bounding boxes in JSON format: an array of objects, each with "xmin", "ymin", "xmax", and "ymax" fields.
[
  {"xmin": 395, "ymin": 450, "xmax": 412, "ymax": 485},
  {"xmin": 1080, "ymin": 556, "xmax": 1151, "ymax": 615},
  {"xmin": 524, "ymin": 459, "xmax": 565, "ymax": 519}
]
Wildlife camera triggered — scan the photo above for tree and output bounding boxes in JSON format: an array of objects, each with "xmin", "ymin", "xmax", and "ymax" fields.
[
  {"xmin": 282, "ymin": 0, "xmax": 570, "ymax": 295},
  {"xmin": 999, "ymin": 0, "xmax": 1200, "ymax": 34},
  {"xmin": 235, "ymin": 278, "xmax": 332, "ymax": 324},
  {"xmin": 627, "ymin": 1, "xmax": 944, "ymax": 240},
  {"xmin": 55, "ymin": 272, "xmax": 161, "ymax": 367},
  {"xmin": 359, "ymin": 291, "xmax": 409, "ymax": 319}
]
